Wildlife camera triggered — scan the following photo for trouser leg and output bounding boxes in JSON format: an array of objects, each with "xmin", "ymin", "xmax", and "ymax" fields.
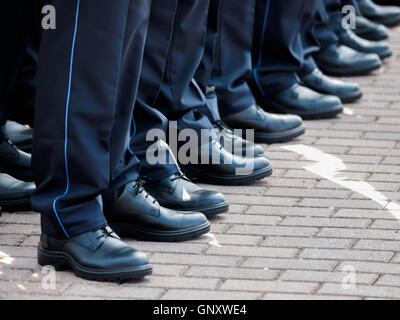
[
  {"xmin": 251, "ymin": 0, "xmax": 309, "ymax": 95},
  {"xmin": 155, "ymin": 0, "xmax": 214, "ymax": 139},
  {"xmin": 0, "ymin": 1, "xmax": 33, "ymax": 138},
  {"xmin": 132, "ymin": 0, "xmax": 181, "ymax": 182},
  {"xmin": 208, "ymin": 0, "xmax": 258, "ymax": 119},
  {"xmin": 32, "ymin": 0, "xmax": 150, "ymax": 238}
]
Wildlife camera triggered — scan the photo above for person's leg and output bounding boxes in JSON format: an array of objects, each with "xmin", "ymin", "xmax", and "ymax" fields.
[
  {"xmin": 34, "ymin": 0, "xmax": 153, "ymax": 281},
  {"xmin": 357, "ymin": 0, "xmax": 400, "ymax": 27},
  {"xmin": 155, "ymin": 0, "xmax": 215, "ymax": 139},
  {"xmin": 0, "ymin": 1, "xmax": 32, "ymax": 132},
  {"xmin": 0, "ymin": 1, "xmax": 37, "ymax": 213},
  {"xmin": 251, "ymin": 0, "xmax": 309, "ymax": 96},
  {"xmin": 298, "ymin": 0, "xmax": 364, "ymax": 103},
  {"xmin": 313, "ymin": 0, "xmax": 382, "ymax": 76},
  {"xmin": 252, "ymin": 0, "xmax": 343, "ymax": 120},
  {"xmin": 325, "ymin": 0, "xmax": 392, "ymax": 59},
  {"xmin": 209, "ymin": 0, "xmax": 257, "ymax": 118},
  {"xmin": 128, "ymin": 0, "xmax": 228, "ymax": 216},
  {"xmin": 200, "ymin": 0, "xmax": 304, "ymax": 145},
  {"xmin": 132, "ymin": 0, "xmax": 181, "ymax": 183},
  {"xmin": 33, "ymin": 0, "xmax": 143, "ymax": 239}
]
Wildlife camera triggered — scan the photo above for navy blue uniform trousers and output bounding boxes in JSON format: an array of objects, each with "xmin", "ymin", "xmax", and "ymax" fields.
[
  {"xmin": 131, "ymin": 0, "xmax": 215, "ymax": 181},
  {"xmin": 307, "ymin": 0, "xmax": 340, "ymax": 52},
  {"xmin": 32, "ymin": 0, "xmax": 151, "ymax": 239},
  {"xmin": 131, "ymin": 0, "xmax": 181, "ymax": 182},
  {"xmin": 252, "ymin": 0, "xmax": 319, "ymax": 95},
  {"xmin": 195, "ymin": 0, "xmax": 258, "ymax": 119},
  {"xmin": 0, "ymin": 1, "xmax": 35, "ymax": 138},
  {"xmin": 153, "ymin": 0, "xmax": 215, "ymax": 139}
]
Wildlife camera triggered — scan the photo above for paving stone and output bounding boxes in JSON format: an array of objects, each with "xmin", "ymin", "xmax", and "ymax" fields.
[
  {"xmin": 241, "ymin": 258, "xmax": 336, "ymax": 272},
  {"xmin": 261, "ymin": 237, "xmax": 352, "ymax": 249},
  {"xmin": 220, "ymin": 280, "xmax": 318, "ymax": 294},
  {"xmin": 205, "ymin": 245, "xmax": 298, "ymax": 258},
  {"xmin": 279, "ymin": 270, "xmax": 378, "ymax": 285},
  {"xmin": 184, "ymin": 266, "xmax": 279, "ymax": 281},
  {"xmin": 299, "ymin": 248, "xmax": 394, "ymax": 263},
  {"xmin": 318, "ymin": 283, "xmax": 400, "ymax": 299},
  {"xmin": 162, "ymin": 289, "xmax": 260, "ymax": 300}
]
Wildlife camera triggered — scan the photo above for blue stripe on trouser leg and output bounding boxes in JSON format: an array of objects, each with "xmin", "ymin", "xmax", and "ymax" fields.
[
  {"xmin": 253, "ymin": 0, "xmax": 271, "ymax": 97},
  {"xmin": 52, "ymin": 0, "xmax": 82, "ymax": 239},
  {"xmin": 33, "ymin": 0, "xmax": 148, "ymax": 237}
]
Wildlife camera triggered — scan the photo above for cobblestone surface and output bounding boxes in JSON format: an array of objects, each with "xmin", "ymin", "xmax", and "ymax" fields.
[{"xmin": 1, "ymin": 29, "xmax": 400, "ymax": 301}]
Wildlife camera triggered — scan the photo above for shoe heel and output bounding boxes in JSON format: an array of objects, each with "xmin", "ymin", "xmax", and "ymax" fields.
[{"xmin": 37, "ymin": 247, "xmax": 68, "ymax": 270}]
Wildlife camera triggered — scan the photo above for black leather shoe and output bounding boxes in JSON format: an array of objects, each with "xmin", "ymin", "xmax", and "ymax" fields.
[
  {"xmin": 358, "ymin": 0, "xmax": 400, "ymax": 27},
  {"xmin": 180, "ymin": 139, "xmax": 273, "ymax": 185},
  {"xmin": 104, "ymin": 181, "xmax": 210, "ymax": 242},
  {"xmin": 0, "ymin": 139, "xmax": 32, "ymax": 182},
  {"xmin": 373, "ymin": 0, "xmax": 400, "ymax": 6},
  {"xmin": 354, "ymin": 15, "xmax": 389, "ymax": 41},
  {"xmin": 301, "ymin": 68, "xmax": 363, "ymax": 103},
  {"xmin": 38, "ymin": 227, "xmax": 152, "ymax": 282},
  {"xmin": 214, "ymin": 121, "xmax": 265, "ymax": 157},
  {"xmin": 222, "ymin": 105, "xmax": 305, "ymax": 144},
  {"xmin": 257, "ymin": 83, "xmax": 343, "ymax": 120},
  {"xmin": 5, "ymin": 121, "xmax": 33, "ymax": 153},
  {"xmin": 315, "ymin": 44, "xmax": 382, "ymax": 77},
  {"xmin": 0, "ymin": 173, "xmax": 34, "ymax": 212},
  {"xmin": 146, "ymin": 172, "xmax": 229, "ymax": 216},
  {"xmin": 338, "ymin": 29, "xmax": 392, "ymax": 59}
]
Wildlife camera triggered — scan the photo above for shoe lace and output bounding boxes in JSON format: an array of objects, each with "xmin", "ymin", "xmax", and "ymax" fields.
[
  {"xmin": 135, "ymin": 179, "xmax": 157, "ymax": 204},
  {"xmin": 215, "ymin": 120, "xmax": 233, "ymax": 133},
  {"xmin": 96, "ymin": 226, "xmax": 115, "ymax": 240},
  {"xmin": 171, "ymin": 171, "xmax": 191, "ymax": 182}
]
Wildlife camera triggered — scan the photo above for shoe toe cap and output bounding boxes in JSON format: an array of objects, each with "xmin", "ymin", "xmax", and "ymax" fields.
[
  {"xmin": 253, "ymin": 143, "xmax": 265, "ymax": 157},
  {"xmin": 193, "ymin": 189, "xmax": 227, "ymax": 206}
]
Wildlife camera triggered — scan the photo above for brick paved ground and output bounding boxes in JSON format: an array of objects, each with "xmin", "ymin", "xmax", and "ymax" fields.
[{"xmin": 1, "ymin": 29, "xmax": 400, "ymax": 301}]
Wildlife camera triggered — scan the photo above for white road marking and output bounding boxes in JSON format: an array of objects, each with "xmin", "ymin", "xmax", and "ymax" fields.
[
  {"xmin": 282, "ymin": 144, "xmax": 400, "ymax": 220},
  {"xmin": 205, "ymin": 233, "xmax": 222, "ymax": 248}
]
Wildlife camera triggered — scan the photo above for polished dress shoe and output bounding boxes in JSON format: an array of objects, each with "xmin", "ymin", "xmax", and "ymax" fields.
[
  {"xmin": 214, "ymin": 121, "xmax": 265, "ymax": 157},
  {"xmin": 257, "ymin": 83, "xmax": 343, "ymax": 120},
  {"xmin": 373, "ymin": 0, "xmax": 400, "ymax": 6},
  {"xmin": 146, "ymin": 172, "xmax": 229, "ymax": 216},
  {"xmin": 104, "ymin": 181, "xmax": 210, "ymax": 242},
  {"xmin": 38, "ymin": 227, "xmax": 152, "ymax": 281},
  {"xmin": 222, "ymin": 104, "xmax": 305, "ymax": 144},
  {"xmin": 180, "ymin": 138, "xmax": 272, "ymax": 185},
  {"xmin": 358, "ymin": 0, "xmax": 400, "ymax": 26},
  {"xmin": 0, "ymin": 139, "xmax": 32, "ymax": 182},
  {"xmin": 314, "ymin": 44, "xmax": 382, "ymax": 77},
  {"xmin": 0, "ymin": 173, "xmax": 35, "ymax": 212},
  {"xmin": 5, "ymin": 121, "xmax": 33, "ymax": 153},
  {"xmin": 354, "ymin": 15, "xmax": 389, "ymax": 41},
  {"xmin": 338, "ymin": 29, "xmax": 392, "ymax": 59},
  {"xmin": 301, "ymin": 68, "xmax": 363, "ymax": 103}
]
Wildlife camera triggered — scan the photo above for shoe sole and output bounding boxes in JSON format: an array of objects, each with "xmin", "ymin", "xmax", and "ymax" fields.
[
  {"xmin": 166, "ymin": 201, "xmax": 229, "ymax": 217},
  {"xmin": 38, "ymin": 246, "xmax": 152, "ymax": 282},
  {"xmin": 261, "ymin": 100, "xmax": 343, "ymax": 121},
  {"xmin": 110, "ymin": 221, "xmax": 211, "ymax": 242},
  {"xmin": 304, "ymin": 87, "xmax": 363, "ymax": 104},
  {"xmin": 0, "ymin": 196, "xmax": 32, "ymax": 213},
  {"xmin": 355, "ymin": 31, "xmax": 388, "ymax": 41},
  {"xmin": 183, "ymin": 164, "xmax": 273, "ymax": 186},
  {"xmin": 369, "ymin": 16, "xmax": 400, "ymax": 28},
  {"xmin": 340, "ymin": 90, "xmax": 364, "ymax": 104},
  {"xmin": 317, "ymin": 60, "xmax": 382, "ymax": 77},
  {"xmin": 250, "ymin": 124, "xmax": 306, "ymax": 145},
  {"xmin": 14, "ymin": 143, "xmax": 32, "ymax": 154},
  {"xmin": 0, "ymin": 167, "xmax": 33, "ymax": 182}
]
